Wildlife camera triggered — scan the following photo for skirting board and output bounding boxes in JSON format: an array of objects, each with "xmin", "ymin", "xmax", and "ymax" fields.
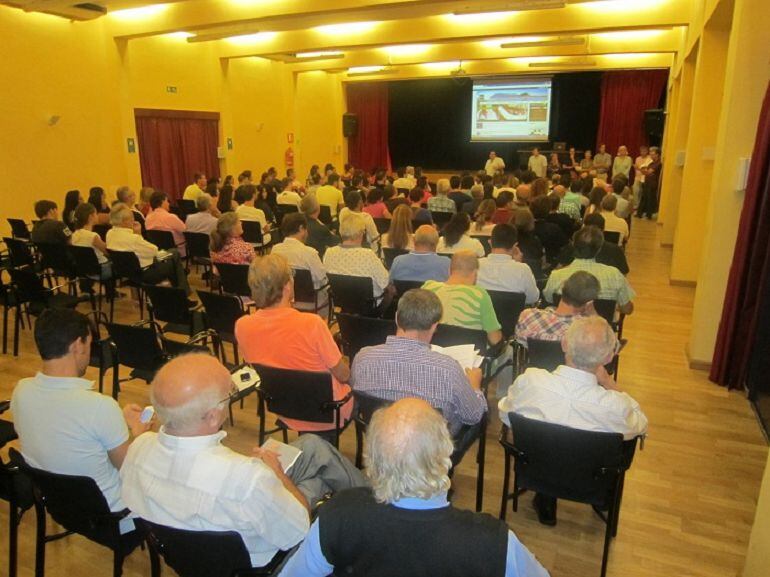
[
  {"xmin": 670, "ymin": 279, "xmax": 697, "ymax": 287},
  {"xmin": 685, "ymin": 343, "xmax": 712, "ymax": 371}
]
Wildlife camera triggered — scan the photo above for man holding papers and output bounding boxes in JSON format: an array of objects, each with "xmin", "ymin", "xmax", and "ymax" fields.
[{"xmin": 351, "ymin": 289, "xmax": 487, "ymax": 465}]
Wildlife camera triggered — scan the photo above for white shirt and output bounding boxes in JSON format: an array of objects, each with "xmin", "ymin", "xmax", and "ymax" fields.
[
  {"xmin": 277, "ymin": 190, "xmax": 302, "ymax": 208},
  {"xmin": 437, "ymin": 234, "xmax": 485, "ymax": 258},
  {"xmin": 634, "ymin": 155, "xmax": 652, "ymax": 184},
  {"xmin": 185, "ymin": 211, "xmax": 219, "ymax": 234},
  {"xmin": 323, "ymin": 245, "xmax": 390, "ymax": 298},
  {"xmin": 235, "ymin": 204, "xmax": 271, "ymax": 245},
  {"xmin": 271, "ymin": 237, "xmax": 327, "ymax": 289},
  {"xmin": 106, "ymin": 226, "xmax": 159, "ymax": 268},
  {"xmin": 120, "ymin": 429, "xmax": 309, "ymax": 567},
  {"xmin": 11, "ymin": 373, "xmax": 132, "ymax": 532},
  {"xmin": 613, "ymin": 194, "xmax": 632, "ymax": 219},
  {"xmin": 485, "ymin": 156, "xmax": 506, "ymax": 176},
  {"xmin": 477, "ymin": 253, "xmax": 540, "ymax": 304},
  {"xmin": 498, "ymin": 365, "xmax": 648, "ymax": 439},
  {"xmin": 600, "ymin": 210, "xmax": 630, "ymax": 243},
  {"xmin": 71, "ymin": 228, "xmax": 107, "ymax": 263},
  {"xmin": 338, "ymin": 207, "xmax": 379, "ymax": 248},
  {"xmin": 527, "ymin": 155, "xmax": 548, "ymax": 178}
]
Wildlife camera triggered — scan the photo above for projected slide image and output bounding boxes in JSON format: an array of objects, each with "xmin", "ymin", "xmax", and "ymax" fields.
[{"xmin": 471, "ymin": 78, "xmax": 552, "ymax": 142}]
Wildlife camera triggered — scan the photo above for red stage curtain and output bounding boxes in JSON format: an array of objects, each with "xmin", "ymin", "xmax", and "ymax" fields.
[
  {"xmin": 710, "ymin": 82, "xmax": 770, "ymax": 389},
  {"xmin": 595, "ymin": 70, "xmax": 668, "ymax": 155},
  {"xmin": 135, "ymin": 110, "xmax": 220, "ymax": 202},
  {"xmin": 346, "ymin": 83, "xmax": 392, "ymax": 172}
]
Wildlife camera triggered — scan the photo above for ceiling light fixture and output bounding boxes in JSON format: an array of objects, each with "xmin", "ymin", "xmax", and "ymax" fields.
[
  {"xmin": 296, "ymin": 51, "xmax": 345, "ymax": 58},
  {"xmin": 315, "ymin": 21, "xmax": 379, "ymax": 35},
  {"xmin": 224, "ymin": 32, "xmax": 278, "ymax": 45},
  {"xmin": 452, "ymin": 0, "xmax": 565, "ymax": 16},
  {"xmin": 528, "ymin": 59, "xmax": 596, "ymax": 67},
  {"xmin": 381, "ymin": 44, "xmax": 432, "ymax": 56},
  {"xmin": 500, "ymin": 35, "xmax": 585, "ymax": 48},
  {"xmin": 109, "ymin": 4, "xmax": 168, "ymax": 20},
  {"xmin": 165, "ymin": 31, "xmax": 196, "ymax": 39},
  {"xmin": 593, "ymin": 29, "xmax": 668, "ymax": 40},
  {"xmin": 421, "ymin": 61, "xmax": 462, "ymax": 69},
  {"xmin": 348, "ymin": 66, "xmax": 387, "ymax": 74}
]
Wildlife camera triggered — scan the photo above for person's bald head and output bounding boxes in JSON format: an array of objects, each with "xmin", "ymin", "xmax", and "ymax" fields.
[
  {"xmin": 413, "ymin": 225, "xmax": 439, "ymax": 251},
  {"xmin": 449, "ymin": 250, "xmax": 478, "ymax": 277},
  {"xmin": 553, "ymin": 185, "xmax": 566, "ymax": 198},
  {"xmin": 150, "ymin": 354, "xmax": 232, "ymax": 436},
  {"xmin": 516, "ymin": 184, "xmax": 531, "ymax": 203},
  {"xmin": 365, "ymin": 398, "xmax": 454, "ymax": 503}
]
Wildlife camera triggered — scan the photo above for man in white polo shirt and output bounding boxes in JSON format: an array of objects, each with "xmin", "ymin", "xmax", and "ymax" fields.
[
  {"xmin": 527, "ymin": 148, "xmax": 548, "ymax": 178},
  {"xmin": 11, "ymin": 308, "xmax": 149, "ymax": 535},
  {"xmin": 485, "ymin": 151, "xmax": 506, "ymax": 177}
]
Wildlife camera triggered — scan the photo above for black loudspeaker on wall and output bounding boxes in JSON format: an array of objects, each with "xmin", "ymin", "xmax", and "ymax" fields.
[
  {"xmin": 643, "ymin": 109, "xmax": 665, "ymax": 139},
  {"xmin": 342, "ymin": 113, "xmax": 358, "ymax": 138}
]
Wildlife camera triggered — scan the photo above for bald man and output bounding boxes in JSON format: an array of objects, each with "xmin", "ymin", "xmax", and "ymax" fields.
[
  {"xmin": 280, "ymin": 398, "xmax": 549, "ymax": 577},
  {"xmin": 120, "ymin": 354, "xmax": 366, "ymax": 568}
]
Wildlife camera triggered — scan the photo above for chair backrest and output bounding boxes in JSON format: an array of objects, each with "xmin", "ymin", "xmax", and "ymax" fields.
[
  {"xmin": 526, "ymin": 338, "xmax": 565, "ymax": 371},
  {"xmin": 553, "ymin": 294, "xmax": 616, "ymax": 327},
  {"xmin": 471, "ymin": 235, "xmax": 492, "ymax": 256},
  {"xmin": 197, "ymin": 290, "xmax": 245, "ymax": 338},
  {"xmin": 392, "ymin": 279, "xmax": 424, "ymax": 296},
  {"xmin": 3, "ymin": 237, "xmax": 36, "ymax": 268},
  {"xmin": 106, "ymin": 322, "xmax": 167, "ymax": 373},
  {"xmin": 92, "ymin": 224, "xmax": 111, "ymax": 242},
  {"xmin": 318, "ymin": 205, "xmax": 332, "ymax": 226},
  {"xmin": 9, "ymin": 448, "xmax": 124, "ymax": 550},
  {"xmin": 487, "ymin": 290, "xmax": 526, "ymax": 340},
  {"xmin": 430, "ymin": 211, "xmax": 454, "ymax": 230},
  {"xmin": 336, "ymin": 313, "xmax": 396, "ymax": 360},
  {"xmin": 137, "ymin": 519, "xmax": 252, "ymax": 577},
  {"xmin": 8, "ymin": 266, "xmax": 47, "ymax": 304},
  {"xmin": 7, "ymin": 219, "xmax": 30, "ymax": 240},
  {"xmin": 506, "ymin": 413, "xmax": 624, "ymax": 506},
  {"xmin": 144, "ymin": 284, "xmax": 194, "ymax": 326},
  {"xmin": 253, "ymin": 364, "xmax": 335, "ymax": 423},
  {"xmin": 603, "ymin": 230, "xmax": 621, "ymax": 244},
  {"xmin": 240, "ymin": 220, "xmax": 264, "ymax": 245},
  {"xmin": 36, "ymin": 242, "xmax": 75, "ymax": 277},
  {"xmin": 68, "ymin": 245, "xmax": 102, "ymax": 277},
  {"xmin": 178, "ymin": 199, "xmax": 197, "ymax": 215},
  {"xmin": 275, "ymin": 204, "xmax": 298, "ymax": 226},
  {"xmin": 431, "ymin": 323, "xmax": 488, "ymax": 354},
  {"xmin": 184, "ymin": 232, "xmax": 211, "ymax": 260},
  {"xmin": 145, "ymin": 229, "xmax": 177, "ymax": 251},
  {"xmin": 373, "ymin": 218, "xmax": 390, "ymax": 235},
  {"xmin": 327, "ymin": 273, "xmax": 375, "ymax": 315},
  {"xmin": 292, "ymin": 268, "xmax": 317, "ymax": 304},
  {"xmin": 382, "ymin": 247, "xmax": 409, "ymax": 270},
  {"xmin": 352, "ymin": 390, "xmax": 392, "ymax": 430},
  {"xmin": 216, "ymin": 263, "xmax": 251, "ymax": 297},
  {"xmin": 107, "ymin": 250, "xmax": 143, "ymax": 283}
]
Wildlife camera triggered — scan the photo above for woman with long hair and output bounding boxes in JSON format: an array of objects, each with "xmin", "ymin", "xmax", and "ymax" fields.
[
  {"xmin": 436, "ymin": 212, "xmax": 485, "ymax": 257},
  {"xmin": 217, "ymin": 185, "xmax": 237, "ymax": 213},
  {"xmin": 87, "ymin": 186, "xmax": 111, "ymax": 224},
  {"xmin": 382, "ymin": 204, "xmax": 414, "ymax": 250},
  {"xmin": 473, "ymin": 199, "xmax": 497, "ymax": 235},
  {"xmin": 62, "ymin": 189, "xmax": 82, "ymax": 231},
  {"xmin": 586, "ymin": 186, "xmax": 607, "ymax": 216},
  {"xmin": 306, "ymin": 164, "xmax": 320, "ymax": 187},
  {"xmin": 531, "ymin": 177, "xmax": 549, "ymax": 198},
  {"xmin": 209, "ymin": 213, "xmax": 255, "ymax": 265},
  {"xmin": 70, "ymin": 202, "xmax": 111, "ymax": 277}
]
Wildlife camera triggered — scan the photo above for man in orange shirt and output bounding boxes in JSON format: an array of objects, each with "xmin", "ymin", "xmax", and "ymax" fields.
[{"xmin": 235, "ymin": 254, "xmax": 353, "ymax": 437}]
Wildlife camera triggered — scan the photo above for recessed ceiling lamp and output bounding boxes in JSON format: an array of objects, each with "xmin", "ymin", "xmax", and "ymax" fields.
[{"xmin": 528, "ymin": 59, "xmax": 596, "ymax": 67}]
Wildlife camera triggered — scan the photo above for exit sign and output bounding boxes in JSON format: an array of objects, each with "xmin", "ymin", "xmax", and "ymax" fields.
[{"xmin": 166, "ymin": 86, "xmax": 178, "ymax": 93}]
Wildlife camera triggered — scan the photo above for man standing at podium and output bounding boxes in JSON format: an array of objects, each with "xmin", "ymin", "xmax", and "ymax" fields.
[{"xmin": 485, "ymin": 151, "xmax": 506, "ymax": 176}]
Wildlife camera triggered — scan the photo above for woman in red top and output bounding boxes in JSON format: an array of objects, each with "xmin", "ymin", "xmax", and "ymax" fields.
[
  {"xmin": 235, "ymin": 254, "xmax": 353, "ymax": 433},
  {"xmin": 362, "ymin": 188, "xmax": 391, "ymax": 219},
  {"xmin": 210, "ymin": 212, "xmax": 255, "ymax": 265}
]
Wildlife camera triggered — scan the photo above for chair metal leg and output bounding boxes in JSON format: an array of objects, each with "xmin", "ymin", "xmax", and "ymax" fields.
[
  {"xmin": 113, "ymin": 550, "xmax": 124, "ymax": 577},
  {"xmin": 34, "ymin": 500, "xmax": 46, "ymax": 577},
  {"xmin": 281, "ymin": 428, "xmax": 289, "ymax": 444},
  {"xmin": 500, "ymin": 450, "xmax": 511, "ymax": 520},
  {"xmin": 2, "ymin": 304, "xmax": 8, "ymax": 355},
  {"xmin": 600, "ymin": 498, "xmax": 616, "ymax": 577},
  {"xmin": 148, "ymin": 542, "xmax": 161, "ymax": 577},
  {"xmin": 512, "ymin": 470, "xmax": 519, "ymax": 513},
  {"xmin": 13, "ymin": 304, "xmax": 21, "ymax": 357},
  {"xmin": 9, "ymin": 498, "xmax": 19, "ymax": 577},
  {"xmin": 355, "ymin": 423, "xmax": 364, "ymax": 469},
  {"xmin": 475, "ymin": 416, "xmax": 487, "ymax": 512}
]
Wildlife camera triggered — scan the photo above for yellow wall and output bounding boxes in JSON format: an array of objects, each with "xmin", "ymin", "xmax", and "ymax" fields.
[{"xmin": 743, "ymin": 451, "xmax": 770, "ymax": 577}]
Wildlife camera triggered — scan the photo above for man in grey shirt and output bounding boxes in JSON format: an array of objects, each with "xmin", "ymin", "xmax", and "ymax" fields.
[{"xmin": 593, "ymin": 143, "xmax": 612, "ymax": 174}]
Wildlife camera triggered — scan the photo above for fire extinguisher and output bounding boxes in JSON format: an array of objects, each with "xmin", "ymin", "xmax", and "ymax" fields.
[{"xmin": 285, "ymin": 146, "xmax": 294, "ymax": 168}]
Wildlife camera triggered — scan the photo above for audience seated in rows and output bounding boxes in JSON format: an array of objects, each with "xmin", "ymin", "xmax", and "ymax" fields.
[
  {"xmin": 515, "ymin": 271, "xmax": 599, "ymax": 347},
  {"xmin": 545, "ymin": 226, "xmax": 635, "ymax": 312},
  {"xmin": 271, "ymin": 213, "xmax": 328, "ymax": 291},
  {"xmin": 499, "ymin": 316, "xmax": 648, "ymax": 525},
  {"xmin": 361, "ymin": 187, "xmax": 391, "ymax": 219},
  {"xmin": 462, "ymin": 184, "xmax": 485, "ymax": 217},
  {"xmin": 71, "ymin": 202, "xmax": 111, "ymax": 277},
  {"xmin": 280, "ymin": 398, "xmax": 550, "ymax": 577},
  {"xmin": 437, "ymin": 212, "xmax": 485, "ymax": 257},
  {"xmin": 316, "ymin": 173, "xmax": 345, "ymax": 218},
  {"xmin": 557, "ymin": 214, "xmax": 629, "ymax": 275},
  {"xmin": 531, "ymin": 195, "xmax": 569, "ymax": 264},
  {"xmin": 427, "ymin": 178, "xmax": 457, "ymax": 214},
  {"xmin": 301, "ymin": 194, "xmax": 339, "ymax": 258},
  {"xmin": 491, "ymin": 191, "xmax": 514, "ymax": 225},
  {"xmin": 277, "ymin": 184, "xmax": 302, "ymax": 208},
  {"xmin": 551, "ymin": 185, "xmax": 581, "ymax": 222},
  {"xmin": 472, "ymin": 199, "xmax": 497, "ymax": 236},
  {"xmin": 545, "ymin": 193, "xmax": 578, "ymax": 239},
  {"xmin": 116, "ymin": 186, "xmax": 147, "ymax": 232},
  {"xmin": 449, "ymin": 175, "xmax": 473, "ymax": 212},
  {"xmin": 120, "ymin": 353, "xmax": 366, "ymax": 568},
  {"xmin": 599, "ymin": 194, "xmax": 629, "ymax": 244},
  {"xmin": 409, "ymin": 188, "xmax": 433, "ymax": 225},
  {"xmin": 611, "ymin": 178, "xmax": 633, "ymax": 219},
  {"xmin": 512, "ymin": 209, "xmax": 545, "ymax": 266},
  {"xmin": 382, "ymin": 204, "xmax": 414, "ymax": 250},
  {"xmin": 389, "ymin": 225, "xmax": 450, "ymax": 283},
  {"xmin": 31, "ymin": 200, "xmax": 72, "ymax": 245},
  {"xmin": 185, "ymin": 193, "xmax": 219, "ymax": 234},
  {"xmin": 477, "ymin": 224, "xmax": 539, "ymax": 304},
  {"xmin": 210, "ymin": 212, "xmax": 255, "ymax": 266},
  {"xmin": 146, "ymin": 191, "xmax": 187, "ymax": 256},
  {"xmin": 339, "ymin": 190, "xmax": 379, "ymax": 248},
  {"xmin": 235, "ymin": 184, "xmax": 272, "ymax": 244}
]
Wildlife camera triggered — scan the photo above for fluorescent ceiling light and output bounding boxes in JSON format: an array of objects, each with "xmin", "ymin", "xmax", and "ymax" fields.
[
  {"xmin": 528, "ymin": 60, "xmax": 596, "ymax": 67},
  {"xmin": 444, "ymin": 11, "xmax": 518, "ymax": 23},
  {"xmin": 296, "ymin": 51, "xmax": 344, "ymax": 58},
  {"xmin": 109, "ymin": 4, "xmax": 168, "ymax": 20},
  {"xmin": 593, "ymin": 29, "xmax": 667, "ymax": 40},
  {"xmin": 315, "ymin": 21, "xmax": 379, "ymax": 35},
  {"xmin": 421, "ymin": 61, "xmax": 461, "ymax": 69},
  {"xmin": 348, "ymin": 66, "xmax": 386, "ymax": 74},
  {"xmin": 165, "ymin": 31, "xmax": 196, "ymax": 39},
  {"xmin": 500, "ymin": 35, "xmax": 585, "ymax": 48},
  {"xmin": 577, "ymin": 0, "xmax": 668, "ymax": 13},
  {"xmin": 453, "ymin": 0, "xmax": 565, "ymax": 16},
  {"xmin": 601, "ymin": 52, "xmax": 657, "ymax": 60},
  {"xmin": 482, "ymin": 35, "xmax": 547, "ymax": 47},
  {"xmin": 225, "ymin": 32, "xmax": 278, "ymax": 45},
  {"xmin": 381, "ymin": 44, "xmax": 432, "ymax": 56}
]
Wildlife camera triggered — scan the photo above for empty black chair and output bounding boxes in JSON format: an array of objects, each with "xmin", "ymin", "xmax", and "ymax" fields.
[
  {"xmin": 392, "ymin": 279, "xmax": 424, "ymax": 297},
  {"xmin": 292, "ymin": 268, "xmax": 328, "ymax": 315},
  {"xmin": 526, "ymin": 338, "xmax": 565, "ymax": 371},
  {"xmin": 184, "ymin": 231, "xmax": 213, "ymax": 283},
  {"xmin": 216, "ymin": 263, "xmax": 252, "ymax": 298},
  {"xmin": 318, "ymin": 205, "xmax": 333, "ymax": 226},
  {"xmin": 499, "ymin": 413, "xmax": 636, "ymax": 577},
  {"xmin": 178, "ymin": 199, "xmax": 197, "ymax": 216},
  {"xmin": 4, "ymin": 237, "xmax": 37, "ymax": 269},
  {"xmin": 253, "ymin": 364, "xmax": 352, "ymax": 448},
  {"xmin": 336, "ymin": 313, "xmax": 396, "ymax": 361},
  {"xmin": 487, "ymin": 290, "xmax": 527, "ymax": 341},
  {"xmin": 138, "ymin": 518, "xmax": 286, "ymax": 577},
  {"xmin": 144, "ymin": 284, "xmax": 202, "ymax": 336},
  {"xmin": 382, "ymin": 247, "xmax": 409, "ymax": 270},
  {"xmin": 68, "ymin": 245, "xmax": 116, "ymax": 319},
  {"xmin": 36, "ymin": 242, "xmax": 76, "ymax": 283},
  {"xmin": 241, "ymin": 220, "xmax": 267, "ymax": 253},
  {"xmin": 86, "ymin": 310, "xmax": 116, "ymax": 395},
  {"xmin": 107, "ymin": 249, "xmax": 148, "ymax": 318},
  {"xmin": 373, "ymin": 217, "xmax": 390, "ymax": 235},
  {"xmin": 7, "ymin": 219, "xmax": 31, "ymax": 240},
  {"xmin": 327, "ymin": 273, "xmax": 376, "ymax": 317},
  {"xmin": 352, "ymin": 391, "xmax": 391, "ymax": 468},
  {"xmin": 275, "ymin": 203, "xmax": 298, "ymax": 226},
  {"xmin": 471, "ymin": 235, "xmax": 492, "ymax": 256},
  {"xmin": 145, "ymin": 229, "xmax": 178, "ymax": 251},
  {"xmin": 9, "ymin": 448, "xmax": 143, "ymax": 577},
  {"xmin": 603, "ymin": 230, "xmax": 621, "ymax": 245},
  {"xmin": 107, "ymin": 321, "xmax": 170, "ymax": 399},
  {"xmin": 198, "ymin": 290, "xmax": 247, "ymax": 365}
]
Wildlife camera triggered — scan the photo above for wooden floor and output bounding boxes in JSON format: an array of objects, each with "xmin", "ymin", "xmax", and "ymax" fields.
[{"xmin": 0, "ymin": 218, "xmax": 767, "ymax": 577}]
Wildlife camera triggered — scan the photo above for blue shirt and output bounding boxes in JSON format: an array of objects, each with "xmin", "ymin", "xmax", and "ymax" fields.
[
  {"xmin": 279, "ymin": 492, "xmax": 550, "ymax": 577},
  {"xmin": 389, "ymin": 251, "xmax": 450, "ymax": 283}
]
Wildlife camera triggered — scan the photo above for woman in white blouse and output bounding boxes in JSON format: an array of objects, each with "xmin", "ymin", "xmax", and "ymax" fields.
[
  {"xmin": 436, "ymin": 212, "xmax": 485, "ymax": 257},
  {"xmin": 70, "ymin": 202, "xmax": 111, "ymax": 276}
]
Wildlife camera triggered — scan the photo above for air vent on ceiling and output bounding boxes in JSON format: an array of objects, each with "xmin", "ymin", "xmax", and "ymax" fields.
[{"xmin": 73, "ymin": 3, "xmax": 107, "ymax": 13}]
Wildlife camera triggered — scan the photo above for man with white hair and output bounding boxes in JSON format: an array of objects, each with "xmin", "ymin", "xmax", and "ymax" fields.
[
  {"xmin": 389, "ymin": 225, "xmax": 451, "ymax": 283},
  {"xmin": 184, "ymin": 193, "xmax": 219, "ymax": 234},
  {"xmin": 323, "ymin": 212, "xmax": 392, "ymax": 302},
  {"xmin": 499, "ymin": 316, "xmax": 648, "ymax": 525},
  {"xmin": 612, "ymin": 145, "xmax": 632, "ymax": 179},
  {"xmin": 485, "ymin": 150, "xmax": 506, "ymax": 177},
  {"xmin": 120, "ymin": 354, "xmax": 366, "ymax": 568},
  {"xmin": 427, "ymin": 178, "xmax": 457, "ymax": 213},
  {"xmin": 280, "ymin": 398, "xmax": 549, "ymax": 577},
  {"xmin": 115, "ymin": 185, "xmax": 146, "ymax": 232}
]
